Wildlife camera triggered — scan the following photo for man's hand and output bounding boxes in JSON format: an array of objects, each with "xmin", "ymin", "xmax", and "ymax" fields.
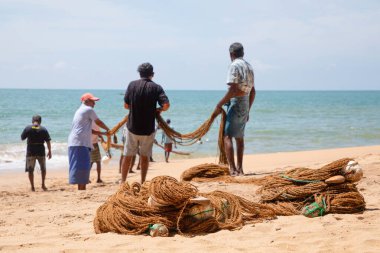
[
  {"xmin": 156, "ymin": 107, "xmax": 163, "ymax": 114},
  {"xmin": 47, "ymin": 151, "xmax": 52, "ymax": 159}
]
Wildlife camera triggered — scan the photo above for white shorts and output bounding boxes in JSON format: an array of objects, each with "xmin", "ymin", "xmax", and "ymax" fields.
[{"xmin": 123, "ymin": 130, "xmax": 155, "ymax": 157}]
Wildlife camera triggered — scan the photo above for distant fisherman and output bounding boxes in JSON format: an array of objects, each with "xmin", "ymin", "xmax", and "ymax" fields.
[
  {"xmin": 213, "ymin": 42, "xmax": 256, "ymax": 176},
  {"xmin": 21, "ymin": 115, "xmax": 52, "ymax": 191}
]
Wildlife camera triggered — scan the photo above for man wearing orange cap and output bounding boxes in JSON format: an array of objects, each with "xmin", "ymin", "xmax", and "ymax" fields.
[{"xmin": 68, "ymin": 93, "xmax": 110, "ymax": 190}]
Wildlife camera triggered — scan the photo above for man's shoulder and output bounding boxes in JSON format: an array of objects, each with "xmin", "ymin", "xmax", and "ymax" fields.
[
  {"xmin": 145, "ymin": 79, "xmax": 161, "ymax": 88},
  {"xmin": 39, "ymin": 125, "xmax": 49, "ymax": 132},
  {"xmin": 129, "ymin": 79, "xmax": 141, "ymax": 86},
  {"xmin": 22, "ymin": 125, "xmax": 33, "ymax": 133},
  {"xmin": 231, "ymin": 58, "xmax": 248, "ymax": 65},
  {"xmin": 231, "ymin": 58, "xmax": 253, "ymax": 71},
  {"xmin": 79, "ymin": 104, "xmax": 93, "ymax": 112}
]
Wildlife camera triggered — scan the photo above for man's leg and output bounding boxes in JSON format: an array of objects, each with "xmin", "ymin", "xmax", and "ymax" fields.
[
  {"xmin": 119, "ymin": 155, "xmax": 123, "ymax": 174},
  {"xmin": 26, "ymin": 157, "xmax": 37, "ymax": 191},
  {"xmin": 89, "ymin": 162, "xmax": 94, "ymax": 183},
  {"xmin": 224, "ymin": 135, "xmax": 237, "ymax": 175},
  {"xmin": 41, "ymin": 170, "xmax": 47, "ymax": 190},
  {"xmin": 129, "ymin": 155, "xmax": 136, "ymax": 173},
  {"xmin": 140, "ymin": 155, "xmax": 149, "ymax": 184},
  {"xmin": 235, "ymin": 137, "xmax": 245, "ymax": 175},
  {"xmin": 136, "ymin": 155, "xmax": 141, "ymax": 170},
  {"xmin": 28, "ymin": 172, "xmax": 35, "ymax": 191},
  {"xmin": 139, "ymin": 132, "xmax": 154, "ymax": 183},
  {"xmin": 37, "ymin": 157, "xmax": 48, "ymax": 190},
  {"xmin": 121, "ymin": 155, "xmax": 134, "ymax": 183},
  {"xmin": 96, "ymin": 161, "xmax": 102, "ymax": 183}
]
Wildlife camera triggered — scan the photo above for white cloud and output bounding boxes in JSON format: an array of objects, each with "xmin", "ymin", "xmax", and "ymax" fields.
[{"xmin": 53, "ymin": 61, "xmax": 67, "ymax": 70}]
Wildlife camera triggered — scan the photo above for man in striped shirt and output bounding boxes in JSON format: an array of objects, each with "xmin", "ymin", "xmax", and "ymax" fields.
[{"xmin": 213, "ymin": 42, "xmax": 256, "ymax": 176}]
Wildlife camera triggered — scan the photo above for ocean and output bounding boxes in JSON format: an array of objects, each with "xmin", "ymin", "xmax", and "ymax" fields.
[{"xmin": 0, "ymin": 89, "xmax": 379, "ymax": 171}]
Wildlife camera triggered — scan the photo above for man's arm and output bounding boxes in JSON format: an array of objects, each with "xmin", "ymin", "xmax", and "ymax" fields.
[
  {"xmin": 46, "ymin": 141, "xmax": 52, "ymax": 159},
  {"xmin": 212, "ymin": 83, "xmax": 245, "ymax": 117},
  {"xmin": 249, "ymin": 86, "xmax": 256, "ymax": 110},
  {"xmin": 94, "ymin": 118, "xmax": 110, "ymax": 134},
  {"xmin": 21, "ymin": 127, "xmax": 28, "ymax": 141},
  {"xmin": 157, "ymin": 102, "xmax": 170, "ymax": 114}
]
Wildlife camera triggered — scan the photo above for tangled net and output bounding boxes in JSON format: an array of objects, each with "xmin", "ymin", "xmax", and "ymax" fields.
[
  {"xmin": 156, "ymin": 111, "xmax": 228, "ymax": 164},
  {"xmin": 180, "ymin": 163, "xmax": 230, "ymax": 182},
  {"xmin": 101, "ymin": 110, "xmax": 228, "ymax": 164},
  {"xmin": 94, "ymin": 176, "xmax": 277, "ymax": 236},
  {"xmin": 179, "ymin": 158, "xmax": 366, "ymax": 217},
  {"xmin": 94, "ymin": 158, "xmax": 366, "ymax": 236}
]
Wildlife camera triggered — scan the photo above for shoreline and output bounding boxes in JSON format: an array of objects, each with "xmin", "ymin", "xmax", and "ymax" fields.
[
  {"xmin": 0, "ymin": 145, "xmax": 379, "ymax": 252},
  {"xmin": 1, "ymin": 144, "xmax": 379, "ymax": 175}
]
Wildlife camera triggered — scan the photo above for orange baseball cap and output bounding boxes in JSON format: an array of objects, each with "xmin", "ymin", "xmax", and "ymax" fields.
[{"xmin": 80, "ymin": 93, "xmax": 100, "ymax": 102}]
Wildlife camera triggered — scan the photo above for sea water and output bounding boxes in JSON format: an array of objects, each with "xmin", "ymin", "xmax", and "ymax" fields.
[{"xmin": 0, "ymin": 89, "xmax": 379, "ymax": 171}]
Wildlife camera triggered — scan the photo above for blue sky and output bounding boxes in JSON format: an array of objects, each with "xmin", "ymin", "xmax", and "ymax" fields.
[{"xmin": 0, "ymin": 0, "xmax": 379, "ymax": 90}]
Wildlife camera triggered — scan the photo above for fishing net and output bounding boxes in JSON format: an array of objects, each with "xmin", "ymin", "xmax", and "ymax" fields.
[{"xmin": 94, "ymin": 176, "xmax": 277, "ymax": 236}]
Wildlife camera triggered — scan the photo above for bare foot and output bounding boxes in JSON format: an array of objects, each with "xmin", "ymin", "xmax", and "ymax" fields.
[
  {"xmin": 229, "ymin": 170, "xmax": 238, "ymax": 177},
  {"xmin": 42, "ymin": 185, "xmax": 48, "ymax": 191},
  {"xmin": 96, "ymin": 179, "xmax": 104, "ymax": 183},
  {"xmin": 129, "ymin": 170, "xmax": 135, "ymax": 173},
  {"xmin": 31, "ymin": 187, "xmax": 35, "ymax": 192},
  {"xmin": 136, "ymin": 167, "xmax": 140, "ymax": 171}
]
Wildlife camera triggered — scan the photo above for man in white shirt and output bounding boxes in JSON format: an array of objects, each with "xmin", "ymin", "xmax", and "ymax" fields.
[
  {"xmin": 213, "ymin": 42, "xmax": 256, "ymax": 176},
  {"xmin": 68, "ymin": 93, "xmax": 110, "ymax": 190}
]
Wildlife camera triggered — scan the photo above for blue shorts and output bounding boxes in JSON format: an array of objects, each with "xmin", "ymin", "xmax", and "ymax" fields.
[
  {"xmin": 224, "ymin": 96, "xmax": 249, "ymax": 138},
  {"xmin": 68, "ymin": 146, "xmax": 91, "ymax": 184}
]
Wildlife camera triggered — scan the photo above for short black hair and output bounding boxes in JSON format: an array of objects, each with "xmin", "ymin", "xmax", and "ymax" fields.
[
  {"xmin": 138, "ymin": 62, "xmax": 154, "ymax": 78},
  {"xmin": 229, "ymin": 42, "xmax": 244, "ymax": 57},
  {"xmin": 32, "ymin": 115, "xmax": 41, "ymax": 124}
]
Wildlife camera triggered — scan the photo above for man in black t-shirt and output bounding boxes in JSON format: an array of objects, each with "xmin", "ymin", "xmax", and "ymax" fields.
[
  {"xmin": 121, "ymin": 62, "xmax": 170, "ymax": 184},
  {"xmin": 21, "ymin": 115, "xmax": 52, "ymax": 191}
]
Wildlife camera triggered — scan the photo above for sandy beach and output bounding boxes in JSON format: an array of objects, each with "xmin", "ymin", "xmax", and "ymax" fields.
[{"xmin": 1, "ymin": 145, "xmax": 380, "ymax": 253}]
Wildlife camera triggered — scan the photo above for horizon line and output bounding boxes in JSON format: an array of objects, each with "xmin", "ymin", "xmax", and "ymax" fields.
[{"xmin": 1, "ymin": 87, "xmax": 380, "ymax": 92}]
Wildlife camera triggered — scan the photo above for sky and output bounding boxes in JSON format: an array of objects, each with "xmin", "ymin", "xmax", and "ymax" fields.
[{"xmin": 0, "ymin": 0, "xmax": 379, "ymax": 90}]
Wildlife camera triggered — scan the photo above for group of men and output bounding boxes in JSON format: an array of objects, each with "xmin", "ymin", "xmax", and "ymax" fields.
[{"xmin": 21, "ymin": 42, "xmax": 255, "ymax": 191}]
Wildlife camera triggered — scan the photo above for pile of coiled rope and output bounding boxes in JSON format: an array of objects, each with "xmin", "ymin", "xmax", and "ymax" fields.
[
  {"xmin": 180, "ymin": 158, "xmax": 366, "ymax": 217},
  {"xmin": 94, "ymin": 176, "xmax": 277, "ymax": 236}
]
